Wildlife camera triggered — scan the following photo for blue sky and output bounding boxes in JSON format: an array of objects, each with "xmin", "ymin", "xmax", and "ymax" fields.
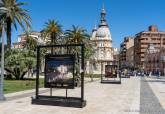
[{"xmin": 11, "ymin": 0, "xmax": 165, "ymax": 48}]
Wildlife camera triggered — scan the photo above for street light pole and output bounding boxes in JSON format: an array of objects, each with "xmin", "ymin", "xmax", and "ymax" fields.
[{"xmin": 0, "ymin": 20, "xmax": 5, "ymax": 100}]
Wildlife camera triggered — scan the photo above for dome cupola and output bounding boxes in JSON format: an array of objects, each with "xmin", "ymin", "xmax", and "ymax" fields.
[{"xmin": 96, "ymin": 5, "xmax": 112, "ymax": 41}]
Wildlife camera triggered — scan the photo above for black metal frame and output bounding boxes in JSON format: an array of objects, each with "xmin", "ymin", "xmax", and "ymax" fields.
[
  {"xmin": 101, "ymin": 63, "xmax": 121, "ymax": 84},
  {"xmin": 32, "ymin": 44, "xmax": 86, "ymax": 108}
]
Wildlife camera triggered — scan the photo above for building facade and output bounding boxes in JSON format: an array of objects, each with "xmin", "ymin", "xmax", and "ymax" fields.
[
  {"xmin": 113, "ymin": 48, "xmax": 119, "ymax": 66},
  {"xmin": 119, "ymin": 37, "xmax": 134, "ymax": 69},
  {"xmin": 144, "ymin": 45, "xmax": 165, "ymax": 75},
  {"xmin": 134, "ymin": 25, "xmax": 165, "ymax": 69},
  {"xmin": 13, "ymin": 31, "xmax": 45, "ymax": 49},
  {"xmin": 89, "ymin": 6, "xmax": 114, "ymax": 74}
]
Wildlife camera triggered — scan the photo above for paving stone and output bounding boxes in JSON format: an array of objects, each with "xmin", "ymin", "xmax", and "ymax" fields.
[
  {"xmin": 0, "ymin": 77, "xmax": 140, "ymax": 114},
  {"xmin": 140, "ymin": 77, "xmax": 165, "ymax": 114}
]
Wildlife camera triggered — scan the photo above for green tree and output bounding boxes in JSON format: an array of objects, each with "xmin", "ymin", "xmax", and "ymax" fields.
[
  {"xmin": 23, "ymin": 32, "xmax": 38, "ymax": 51},
  {"xmin": 83, "ymin": 38, "xmax": 94, "ymax": 61},
  {"xmin": 0, "ymin": 0, "xmax": 31, "ymax": 49},
  {"xmin": 42, "ymin": 19, "xmax": 62, "ymax": 45},
  {"xmin": 65, "ymin": 25, "xmax": 89, "ymax": 44},
  {"xmin": 65, "ymin": 25, "xmax": 93, "ymax": 60},
  {"xmin": 64, "ymin": 25, "xmax": 93, "ymax": 80},
  {"xmin": 42, "ymin": 19, "xmax": 62, "ymax": 54},
  {"xmin": 5, "ymin": 49, "xmax": 36, "ymax": 80},
  {"xmin": 23, "ymin": 50, "xmax": 36, "ymax": 78}
]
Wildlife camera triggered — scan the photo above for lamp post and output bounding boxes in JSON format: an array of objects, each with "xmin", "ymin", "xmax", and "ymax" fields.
[{"xmin": 0, "ymin": 20, "xmax": 5, "ymax": 100}]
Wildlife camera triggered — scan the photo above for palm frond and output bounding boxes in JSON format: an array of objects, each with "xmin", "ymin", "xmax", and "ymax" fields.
[
  {"xmin": 0, "ymin": 0, "xmax": 31, "ymax": 48},
  {"xmin": 42, "ymin": 19, "xmax": 62, "ymax": 44}
]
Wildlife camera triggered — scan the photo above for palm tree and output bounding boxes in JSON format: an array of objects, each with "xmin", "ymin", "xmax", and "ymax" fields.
[
  {"xmin": 64, "ymin": 25, "xmax": 91, "ymax": 62},
  {"xmin": 65, "ymin": 25, "xmax": 89, "ymax": 44},
  {"xmin": 0, "ymin": 0, "xmax": 31, "ymax": 49},
  {"xmin": 64, "ymin": 25, "xmax": 90, "ymax": 81},
  {"xmin": 42, "ymin": 19, "xmax": 62, "ymax": 45},
  {"xmin": 42, "ymin": 19, "xmax": 62, "ymax": 54}
]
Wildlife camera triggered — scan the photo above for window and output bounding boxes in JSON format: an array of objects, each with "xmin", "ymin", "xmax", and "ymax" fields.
[
  {"xmin": 163, "ymin": 38, "xmax": 165, "ymax": 45},
  {"xmin": 100, "ymin": 42, "xmax": 104, "ymax": 47}
]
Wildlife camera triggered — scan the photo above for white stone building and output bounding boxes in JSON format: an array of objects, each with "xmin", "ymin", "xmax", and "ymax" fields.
[{"xmin": 88, "ymin": 6, "xmax": 114, "ymax": 74}]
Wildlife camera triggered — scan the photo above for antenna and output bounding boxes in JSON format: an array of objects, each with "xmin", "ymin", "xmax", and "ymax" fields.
[
  {"xmin": 94, "ymin": 20, "xmax": 97, "ymax": 29},
  {"xmin": 102, "ymin": 0, "xmax": 105, "ymax": 10}
]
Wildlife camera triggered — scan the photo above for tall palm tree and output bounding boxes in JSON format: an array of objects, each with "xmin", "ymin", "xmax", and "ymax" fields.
[
  {"xmin": 0, "ymin": 0, "xmax": 31, "ymax": 49},
  {"xmin": 65, "ymin": 25, "xmax": 90, "ymax": 80},
  {"xmin": 65, "ymin": 25, "xmax": 89, "ymax": 44},
  {"xmin": 42, "ymin": 19, "xmax": 62, "ymax": 45},
  {"xmin": 42, "ymin": 19, "xmax": 62, "ymax": 54}
]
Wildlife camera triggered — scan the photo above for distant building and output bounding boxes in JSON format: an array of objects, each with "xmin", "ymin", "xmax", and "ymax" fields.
[
  {"xmin": 89, "ymin": 5, "xmax": 114, "ymax": 74},
  {"xmin": 13, "ymin": 31, "xmax": 45, "ymax": 49},
  {"xmin": 119, "ymin": 37, "xmax": 134, "ymax": 69},
  {"xmin": 144, "ymin": 45, "xmax": 165, "ymax": 75},
  {"xmin": 134, "ymin": 25, "xmax": 165, "ymax": 69},
  {"xmin": 113, "ymin": 48, "xmax": 119, "ymax": 66}
]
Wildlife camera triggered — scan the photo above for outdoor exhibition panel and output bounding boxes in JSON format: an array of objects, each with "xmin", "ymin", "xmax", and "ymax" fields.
[
  {"xmin": 44, "ymin": 54, "xmax": 75, "ymax": 89},
  {"xmin": 32, "ymin": 44, "xmax": 86, "ymax": 108},
  {"xmin": 101, "ymin": 65, "xmax": 121, "ymax": 84}
]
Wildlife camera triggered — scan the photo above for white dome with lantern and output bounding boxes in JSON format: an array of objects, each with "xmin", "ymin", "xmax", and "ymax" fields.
[{"xmin": 96, "ymin": 26, "xmax": 112, "ymax": 40}]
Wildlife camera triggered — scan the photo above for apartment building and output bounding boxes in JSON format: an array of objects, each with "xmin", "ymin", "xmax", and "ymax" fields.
[
  {"xmin": 144, "ymin": 45, "xmax": 165, "ymax": 75},
  {"xmin": 113, "ymin": 48, "xmax": 119, "ymax": 67},
  {"xmin": 119, "ymin": 37, "xmax": 134, "ymax": 69},
  {"xmin": 134, "ymin": 25, "xmax": 165, "ymax": 69}
]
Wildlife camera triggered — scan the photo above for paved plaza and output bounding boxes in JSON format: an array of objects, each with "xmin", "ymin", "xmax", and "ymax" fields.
[{"xmin": 0, "ymin": 77, "xmax": 165, "ymax": 114}]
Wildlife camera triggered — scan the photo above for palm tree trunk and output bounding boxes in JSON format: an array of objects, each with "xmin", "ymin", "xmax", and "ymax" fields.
[
  {"xmin": 6, "ymin": 18, "xmax": 12, "ymax": 49},
  {"xmin": 51, "ymin": 35, "xmax": 53, "ymax": 54}
]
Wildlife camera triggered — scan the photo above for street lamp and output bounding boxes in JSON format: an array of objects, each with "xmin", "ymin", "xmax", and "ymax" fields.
[
  {"xmin": 0, "ymin": 7, "xmax": 8, "ymax": 101},
  {"xmin": 0, "ymin": 20, "xmax": 5, "ymax": 100}
]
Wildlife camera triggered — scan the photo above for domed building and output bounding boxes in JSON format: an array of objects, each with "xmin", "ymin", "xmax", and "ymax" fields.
[{"xmin": 89, "ymin": 6, "xmax": 114, "ymax": 74}]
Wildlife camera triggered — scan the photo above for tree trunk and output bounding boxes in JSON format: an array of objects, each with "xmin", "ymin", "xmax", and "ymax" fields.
[
  {"xmin": 6, "ymin": 18, "xmax": 12, "ymax": 49},
  {"xmin": 30, "ymin": 69, "xmax": 32, "ymax": 77},
  {"xmin": 28, "ymin": 70, "xmax": 30, "ymax": 78},
  {"xmin": 20, "ymin": 71, "xmax": 27, "ymax": 80},
  {"xmin": 51, "ymin": 35, "xmax": 53, "ymax": 54},
  {"xmin": 31, "ymin": 69, "xmax": 33, "ymax": 77}
]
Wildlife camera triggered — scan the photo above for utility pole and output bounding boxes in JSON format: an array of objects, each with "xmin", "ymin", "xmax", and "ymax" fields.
[{"xmin": 0, "ymin": 20, "xmax": 5, "ymax": 100}]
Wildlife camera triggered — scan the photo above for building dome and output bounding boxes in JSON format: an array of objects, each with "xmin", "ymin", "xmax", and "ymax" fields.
[
  {"xmin": 96, "ymin": 26, "xmax": 112, "ymax": 40},
  {"xmin": 91, "ymin": 25, "xmax": 97, "ymax": 40},
  {"xmin": 94, "ymin": 5, "xmax": 112, "ymax": 41},
  {"xmin": 91, "ymin": 30, "xmax": 97, "ymax": 39}
]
